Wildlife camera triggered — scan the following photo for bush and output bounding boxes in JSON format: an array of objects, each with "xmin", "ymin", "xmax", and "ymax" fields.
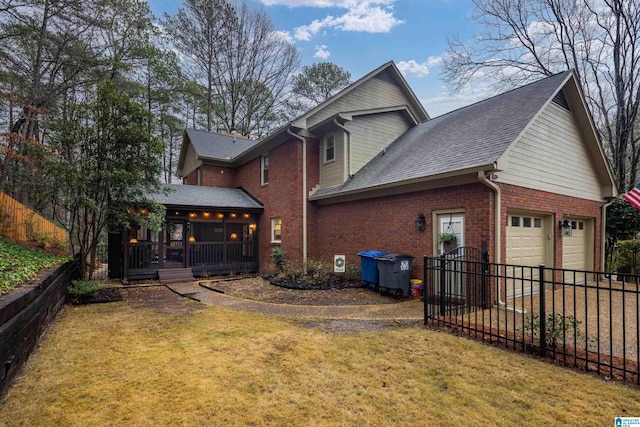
[
  {"xmin": 68, "ymin": 279, "xmax": 100, "ymax": 304},
  {"xmin": 271, "ymin": 247, "xmax": 286, "ymax": 269},
  {"xmin": 613, "ymin": 240, "xmax": 640, "ymax": 275}
]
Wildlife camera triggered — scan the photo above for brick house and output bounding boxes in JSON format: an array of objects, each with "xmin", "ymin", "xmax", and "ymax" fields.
[{"xmin": 112, "ymin": 61, "xmax": 615, "ymax": 295}]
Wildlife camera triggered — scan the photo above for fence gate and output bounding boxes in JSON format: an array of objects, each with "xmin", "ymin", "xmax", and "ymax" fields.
[{"xmin": 424, "ymin": 247, "xmax": 490, "ymax": 317}]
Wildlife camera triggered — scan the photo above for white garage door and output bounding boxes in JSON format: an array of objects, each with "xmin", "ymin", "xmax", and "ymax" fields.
[
  {"xmin": 506, "ymin": 214, "xmax": 546, "ymax": 298},
  {"xmin": 562, "ymin": 220, "xmax": 587, "ymax": 271},
  {"xmin": 562, "ymin": 219, "xmax": 592, "ymax": 285}
]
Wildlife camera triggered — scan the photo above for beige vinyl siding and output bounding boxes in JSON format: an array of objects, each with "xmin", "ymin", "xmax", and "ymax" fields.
[
  {"xmin": 306, "ymin": 78, "xmax": 411, "ymax": 129},
  {"xmin": 498, "ymin": 101, "xmax": 603, "ymax": 201},
  {"xmin": 319, "ymin": 130, "xmax": 345, "ymax": 187},
  {"xmin": 181, "ymin": 143, "xmax": 203, "ymax": 178},
  {"xmin": 348, "ymin": 112, "xmax": 412, "ymax": 175}
]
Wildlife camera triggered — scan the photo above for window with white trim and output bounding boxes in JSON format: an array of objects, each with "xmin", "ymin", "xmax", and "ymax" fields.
[
  {"xmin": 324, "ymin": 134, "xmax": 335, "ymax": 163},
  {"xmin": 271, "ymin": 217, "xmax": 282, "ymax": 242},
  {"xmin": 261, "ymin": 154, "xmax": 269, "ymax": 185}
]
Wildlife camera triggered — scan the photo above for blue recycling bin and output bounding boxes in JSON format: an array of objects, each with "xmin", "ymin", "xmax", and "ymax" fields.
[{"xmin": 357, "ymin": 250, "xmax": 389, "ymax": 288}]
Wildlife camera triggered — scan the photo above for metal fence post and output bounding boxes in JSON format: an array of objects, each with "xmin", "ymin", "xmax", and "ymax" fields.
[
  {"xmin": 440, "ymin": 254, "xmax": 446, "ymax": 316},
  {"xmin": 481, "ymin": 250, "xmax": 489, "ymax": 309},
  {"xmin": 423, "ymin": 256, "xmax": 428, "ymax": 325},
  {"xmin": 538, "ymin": 264, "xmax": 546, "ymax": 357}
]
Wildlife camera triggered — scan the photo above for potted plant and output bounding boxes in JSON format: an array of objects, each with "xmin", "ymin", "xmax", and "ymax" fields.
[
  {"xmin": 438, "ymin": 232, "xmax": 457, "ymax": 252},
  {"xmin": 438, "ymin": 232, "xmax": 457, "ymax": 244}
]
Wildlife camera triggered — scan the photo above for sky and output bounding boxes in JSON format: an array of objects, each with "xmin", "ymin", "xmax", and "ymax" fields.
[{"xmin": 147, "ymin": 0, "xmax": 487, "ymax": 117}]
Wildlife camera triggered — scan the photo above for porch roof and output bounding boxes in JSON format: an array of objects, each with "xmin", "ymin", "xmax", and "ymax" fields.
[{"xmin": 152, "ymin": 184, "xmax": 263, "ymax": 211}]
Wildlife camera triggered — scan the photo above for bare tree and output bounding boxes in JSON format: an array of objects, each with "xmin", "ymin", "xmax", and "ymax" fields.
[
  {"xmin": 162, "ymin": 0, "xmax": 235, "ymax": 132},
  {"xmin": 164, "ymin": 0, "xmax": 299, "ymax": 137},
  {"xmin": 443, "ymin": 0, "xmax": 640, "ymax": 191},
  {"xmin": 212, "ymin": 0, "xmax": 299, "ymax": 137}
]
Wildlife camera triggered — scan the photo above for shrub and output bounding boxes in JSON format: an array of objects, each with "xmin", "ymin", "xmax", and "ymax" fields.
[
  {"xmin": 518, "ymin": 313, "xmax": 594, "ymax": 350},
  {"xmin": 68, "ymin": 279, "xmax": 100, "ymax": 303},
  {"xmin": 613, "ymin": 240, "xmax": 640, "ymax": 275},
  {"xmin": 271, "ymin": 247, "xmax": 286, "ymax": 269}
]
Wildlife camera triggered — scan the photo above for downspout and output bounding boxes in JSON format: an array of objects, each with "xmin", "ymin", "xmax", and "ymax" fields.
[
  {"xmin": 287, "ymin": 128, "xmax": 308, "ymax": 273},
  {"xmin": 478, "ymin": 171, "xmax": 507, "ymax": 308},
  {"xmin": 333, "ymin": 118, "xmax": 351, "ymax": 179}
]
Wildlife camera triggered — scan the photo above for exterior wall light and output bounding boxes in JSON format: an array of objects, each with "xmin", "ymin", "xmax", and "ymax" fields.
[
  {"xmin": 559, "ymin": 218, "xmax": 572, "ymax": 237},
  {"xmin": 415, "ymin": 213, "xmax": 426, "ymax": 232},
  {"xmin": 188, "ymin": 236, "xmax": 196, "ymax": 242}
]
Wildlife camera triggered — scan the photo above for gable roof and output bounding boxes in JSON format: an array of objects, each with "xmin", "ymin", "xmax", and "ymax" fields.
[
  {"xmin": 183, "ymin": 129, "xmax": 258, "ymax": 161},
  {"xmin": 310, "ymin": 70, "xmax": 611, "ymax": 200},
  {"xmin": 151, "ymin": 184, "xmax": 263, "ymax": 211},
  {"xmin": 232, "ymin": 61, "xmax": 430, "ymax": 164},
  {"xmin": 291, "ymin": 61, "xmax": 429, "ymax": 128},
  {"xmin": 176, "ymin": 61, "xmax": 429, "ymax": 174}
]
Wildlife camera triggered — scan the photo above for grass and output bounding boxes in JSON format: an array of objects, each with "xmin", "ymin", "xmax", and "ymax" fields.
[
  {"xmin": 2, "ymin": 300, "xmax": 640, "ymax": 426},
  {"xmin": 0, "ymin": 238, "xmax": 70, "ymax": 295}
]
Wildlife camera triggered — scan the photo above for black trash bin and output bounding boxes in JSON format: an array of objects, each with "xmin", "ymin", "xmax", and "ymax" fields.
[
  {"xmin": 375, "ymin": 254, "xmax": 414, "ymax": 298},
  {"xmin": 357, "ymin": 250, "xmax": 389, "ymax": 288}
]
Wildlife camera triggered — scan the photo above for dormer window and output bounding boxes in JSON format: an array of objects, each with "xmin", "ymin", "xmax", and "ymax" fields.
[{"xmin": 324, "ymin": 134, "xmax": 335, "ymax": 163}]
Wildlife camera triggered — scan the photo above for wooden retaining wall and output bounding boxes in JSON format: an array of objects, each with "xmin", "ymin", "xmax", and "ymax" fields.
[
  {"xmin": 0, "ymin": 259, "xmax": 79, "ymax": 397},
  {"xmin": 0, "ymin": 192, "xmax": 66, "ymax": 243}
]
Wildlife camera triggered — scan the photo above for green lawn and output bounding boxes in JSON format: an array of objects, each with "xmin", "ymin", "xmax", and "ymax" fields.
[{"xmin": 1, "ymin": 296, "xmax": 639, "ymax": 426}]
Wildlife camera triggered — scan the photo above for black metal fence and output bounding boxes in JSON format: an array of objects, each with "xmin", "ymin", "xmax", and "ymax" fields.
[{"xmin": 424, "ymin": 252, "xmax": 640, "ymax": 384}]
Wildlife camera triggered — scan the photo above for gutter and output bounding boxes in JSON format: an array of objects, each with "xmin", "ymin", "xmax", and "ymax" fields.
[
  {"xmin": 333, "ymin": 118, "xmax": 352, "ymax": 179},
  {"xmin": 286, "ymin": 128, "xmax": 308, "ymax": 273}
]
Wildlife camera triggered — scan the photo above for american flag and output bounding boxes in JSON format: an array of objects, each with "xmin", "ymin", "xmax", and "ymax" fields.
[{"xmin": 622, "ymin": 183, "xmax": 640, "ymax": 210}]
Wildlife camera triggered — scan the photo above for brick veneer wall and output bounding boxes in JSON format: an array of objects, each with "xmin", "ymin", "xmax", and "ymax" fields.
[
  {"xmin": 311, "ymin": 183, "xmax": 495, "ymax": 279},
  {"xmin": 232, "ymin": 137, "xmax": 320, "ymax": 273},
  {"xmin": 184, "ymin": 164, "xmax": 236, "ymax": 187}
]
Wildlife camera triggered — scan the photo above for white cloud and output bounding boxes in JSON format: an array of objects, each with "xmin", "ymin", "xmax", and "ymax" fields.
[
  {"xmin": 294, "ymin": 18, "xmax": 327, "ymax": 41},
  {"xmin": 397, "ymin": 60, "xmax": 430, "ymax": 77},
  {"xmin": 269, "ymin": 30, "xmax": 295, "ymax": 44},
  {"xmin": 314, "ymin": 44, "xmax": 331, "ymax": 58},
  {"xmin": 260, "ymin": 0, "xmax": 337, "ymax": 6},
  {"xmin": 427, "ymin": 56, "xmax": 443, "ymax": 67},
  {"xmin": 277, "ymin": 1, "xmax": 402, "ymax": 41}
]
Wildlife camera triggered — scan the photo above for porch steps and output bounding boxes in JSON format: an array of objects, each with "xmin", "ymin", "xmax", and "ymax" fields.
[{"xmin": 158, "ymin": 268, "xmax": 195, "ymax": 284}]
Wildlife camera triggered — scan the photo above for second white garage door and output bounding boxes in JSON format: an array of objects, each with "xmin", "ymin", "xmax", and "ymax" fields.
[{"xmin": 562, "ymin": 219, "xmax": 592, "ymax": 283}]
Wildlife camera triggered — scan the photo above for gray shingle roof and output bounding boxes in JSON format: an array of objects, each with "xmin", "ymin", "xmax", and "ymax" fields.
[
  {"xmin": 152, "ymin": 184, "xmax": 263, "ymax": 210},
  {"xmin": 311, "ymin": 70, "xmax": 572, "ymax": 199},
  {"xmin": 185, "ymin": 129, "xmax": 258, "ymax": 161}
]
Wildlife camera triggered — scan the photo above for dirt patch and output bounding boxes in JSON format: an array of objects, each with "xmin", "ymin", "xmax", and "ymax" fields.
[
  {"xmin": 201, "ymin": 276, "xmax": 403, "ymax": 306},
  {"xmin": 118, "ymin": 286, "xmax": 202, "ymax": 314}
]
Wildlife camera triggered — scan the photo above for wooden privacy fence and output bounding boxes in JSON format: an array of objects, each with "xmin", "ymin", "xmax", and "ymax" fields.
[{"xmin": 0, "ymin": 192, "xmax": 66, "ymax": 243}]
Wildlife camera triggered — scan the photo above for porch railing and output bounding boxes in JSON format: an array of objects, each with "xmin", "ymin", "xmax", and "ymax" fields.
[
  {"xmin": 126, "ymin": 240, "xmax": 258, "ymax": 278},
  {"xmin": 424, "ymin": 256, "xmax": 640, "ymax": 384}
]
